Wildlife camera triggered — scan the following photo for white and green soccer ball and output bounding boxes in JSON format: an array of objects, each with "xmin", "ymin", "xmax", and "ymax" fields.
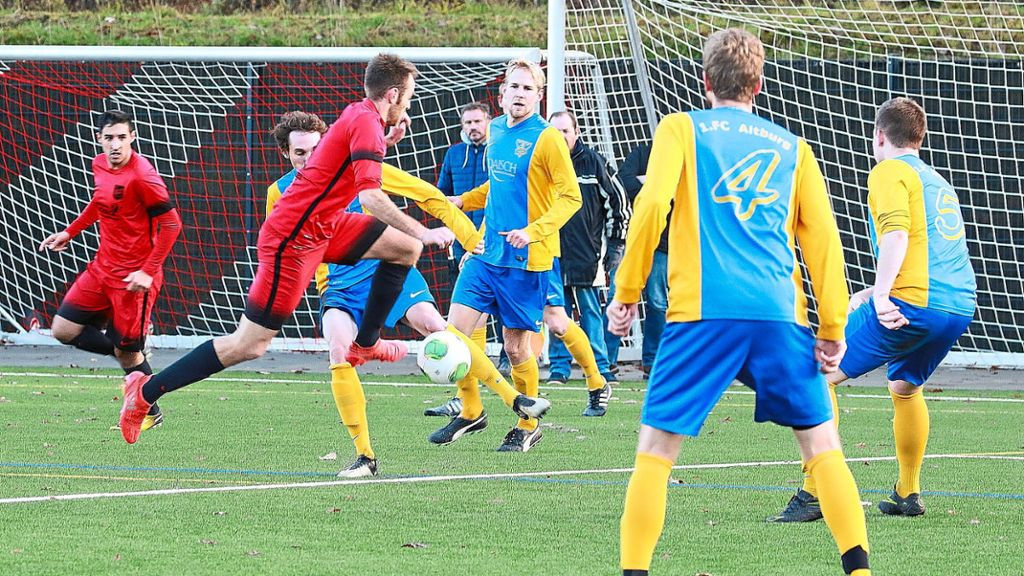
[{"xmin": 417, "ymin": 331, "xmax": 472, "ymax": 384}]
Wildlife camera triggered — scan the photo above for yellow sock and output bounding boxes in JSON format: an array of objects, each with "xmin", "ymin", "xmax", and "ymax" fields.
[
  {"xmin": 455, "ymin": 374, "xmax": 483, "ymax": 419},
  {"xmin": 891, "ymin": 388, "xmax": 929, "ymax": 497},
  {"xmin": 620, "ymin": 452, "xmax": 673, "ymax": 572},
  {"xmin": 445, "ymin": 325, "xmax": 519, "ymax": 407},
  {"xmin": 471, "ymin": 326, "xmax": 487, "ymax": 353},
  {"xmin": 330, "ymin": 363, "xmax": 373, "ymax": 459},
  {"xmin": 559, "ymin": 323, "xmax": 605, "ymax": 391},
  {"xmin": 802, "ymin": 383, "xmax": 840, "ymax": 498},
  {"xmin": 510, "ymin": 357, "xmax": 539, "ymax": 431},
  {"xmin": 806, "ymin": 449, "xmax": 870, "ymax": 575}
]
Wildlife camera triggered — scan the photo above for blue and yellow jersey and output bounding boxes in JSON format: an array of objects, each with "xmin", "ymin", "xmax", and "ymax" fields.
[
  {"xmin": 459, "ymin": 113, "xmax": 581, "ymax": 272},
  {"xmin": 318, "ymin": 163, "xmax": 482, "ymax": 295},
  {"xmin": 615, "ymin": 107, "xmax": 849, "ymax": 340},
  {"xmin": 867, "ymin": 155, "xmax": 976, "ymax": 316}
]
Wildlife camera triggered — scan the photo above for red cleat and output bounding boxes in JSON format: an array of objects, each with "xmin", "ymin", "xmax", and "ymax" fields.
[
  {"xmin": 120, "ymin": 371, "xmax": 153, "ymax": 444},
  {"xmin": 345, "ymin": 339, "xmax": 409, "ymax": 367}
]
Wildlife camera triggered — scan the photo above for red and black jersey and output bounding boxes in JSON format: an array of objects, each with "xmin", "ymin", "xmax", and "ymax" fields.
[
  {"xmin": 66, "ymin": 152, "xmax": 177, "ymax": 281},
  {"xmin": 262, "ymin": 99, "xmax": 386, "ymax": 240}
]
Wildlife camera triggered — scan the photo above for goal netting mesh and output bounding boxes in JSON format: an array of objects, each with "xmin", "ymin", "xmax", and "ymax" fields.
[
  {"xmin": 0, "ymin": 48, "xmax": 537, "ymax": 351},
  {"xmin": 563, "ymin": 0, "xmax": 1024, "ymax": 366}
]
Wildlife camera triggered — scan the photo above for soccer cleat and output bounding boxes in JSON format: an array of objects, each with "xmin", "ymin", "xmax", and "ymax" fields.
[
  {"xmin": 766, "ymin": 489, "xmax": 823, "ymax": 523},
  {"xmin": 424, "ymin": 397, "xmax": 463, "ymax": 418},
  {"xmin": 337, "ymin": 454, "xmax": 378, "ymax": 478},
  {"xmin": 119, "ymin": 371, "xmax": 153, "ymax": 444},
  {"xmin": 496, "ymin": 426, "xmax": 543, "ymax": 452},
  {"xmin": 601, "ymin": 371, "xmax": 619, "ymax": 383},
  {"xmin": 512, "ymin": 394, "xmax": 551, "ymax": 420},
  {"xmin": 428, "ymin": 413, "xmax": 488, "ymax": 445},
  {"xmin": 546, "ymin": 373, "xmax": 569, "ymax": 386},
  {"xmin": 878, "ymin": 487, "xmax": 925, "ymax": 516},
  {"xmin": 141, "ymin": 409, "xmax": 164, "ymax": 431},
  {"xmin": 345, "ymin": 339, "xmax": 409, "ymax": 367},
  {"xmin": 582, "ymin": 382, "xmax": 612, "ymax": 417}
]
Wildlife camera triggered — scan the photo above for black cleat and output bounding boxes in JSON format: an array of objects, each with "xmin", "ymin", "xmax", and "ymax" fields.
[
  {"xmin": 512, "ymin": 394, "xmax": 551, "ymax": 420},
  {"xmin": 496, "ymin": 426, "xmax": 542, "ymax": 452},
  {"xmin": 878, "ymin": 487, "xmax": 925, "ymax": 516},
  {"xmin": 428, "ymin": 413, "xmax": 488, "ymax": 445},
  {"xmin": 337, "ymin": 454, "xmax": 378, "ymax": 478},
  {"xmin": 766, "ymin": 489, "xmax": 823, "ymax": 523},
  {"xmin": 546, "ymin": 373, "xmax": 569, "ymax": 386},
  {"xmin": 424, "ymin": 397, "xmax": 463, "ymax": 418},
  {"xmin": 582, "ymin": 382, "xmax": 612, "ymax": 417}
]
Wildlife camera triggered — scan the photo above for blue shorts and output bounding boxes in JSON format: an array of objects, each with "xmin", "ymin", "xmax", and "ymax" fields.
[
  {"xmin": 452, "ymin": 257, "xmax": 547, "ymax": 332},
  {"xmin": 840, "ymin": 297, "xmax": 973, "ymax": 385},
  {"xmin": 546, "ymin": 258, "xmax": 565, "ymax": 308},
  {"xmin": 642, "ymin": 320, "xmax": 832, "ymax": 436},
  {"xmin": 319, "ymin": 266, "xmax": 434, "ymax": 329}
]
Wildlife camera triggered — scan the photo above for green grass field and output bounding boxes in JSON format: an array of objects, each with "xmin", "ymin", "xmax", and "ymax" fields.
[{"xmin": 1, "ymin": 367, "xmax": 1022, "ymax": 575}]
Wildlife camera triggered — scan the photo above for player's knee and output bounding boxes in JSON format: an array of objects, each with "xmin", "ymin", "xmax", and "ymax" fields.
[
  {"xmin": 52, "ymin": 327, "xmax": 77, "ymax": 344},
  {"xmin": 889, "ymin": 380, "xmax": 918, "ymax": 396},
  {"xmin": 393, "ymin": 234, "xmax": 422, "ymax": 266},
  {"xmin": 543, "ymin": 310, "xmax": 568, "ymax": 337},
  {"xmin": 328, "ymin": 340, "xmax": 352, "ymax": 365}
]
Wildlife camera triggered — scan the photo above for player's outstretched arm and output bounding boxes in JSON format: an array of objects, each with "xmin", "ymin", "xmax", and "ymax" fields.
[
  {"xmin": 380, "ymin": 163, "xmax": 482, "ymax": 251},
  {"xmin": 40, "ymin": 197, "xmax": 102, "ymax": 252},
  {"xmin": 359, "ymin": 187, "xmax": 454, "ymax": 249},
  {"xmin": 458, "ymin": 181, "xmax": 490, "ymax": 212}
]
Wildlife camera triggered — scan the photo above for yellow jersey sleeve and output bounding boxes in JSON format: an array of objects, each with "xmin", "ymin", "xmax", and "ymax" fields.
[
  {"xmin": 523, "ymin": 128, "xmax": 582, "ymax": 243},
  {"xmin": 380, "ymin": 163, "xmax": 482, "ymax": 251},
  {"xmin": 793, "ymin": 139, "xmax": 849, "ymax": 341},
  {"xmin": 459, "ymin": 180, "xmax": 490, "ymax": 212},
  {"xmin": 867, "ymin": 159, "xmax": 915, "ymax": 235},
  {"xmin": 615, "ymin": 115, "xmax": 689, "ymax": 304},
  {"xmin": 266, "ymin": 182, "xmax": 282, "ymax": 217}
]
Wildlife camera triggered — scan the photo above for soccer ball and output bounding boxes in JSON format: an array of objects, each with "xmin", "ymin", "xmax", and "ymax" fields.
[{"xmin": 417, "ymin": 331, "xmax": 472, "ymax": 384}]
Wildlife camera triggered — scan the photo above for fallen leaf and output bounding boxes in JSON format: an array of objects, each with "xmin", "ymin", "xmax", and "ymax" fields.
[
  {"xmin": 114, "ymin": 553, "xmax": 121, "ymax": 561},
  {"xmin": 969, "ymin": 518, "xmax": 980, "ymax": 525},
  {"xmin": 292, "ymin": 368, "xmax": 307, "ymax": 374},
  {"xmin": 217, "ymin": 396, "xmax": 228, "ymax": 401},
  {"xmin": 213, "ymin": 511, "xmax": 227, "ymax": 516},
  {"xmin": 319, "ymin": 452, "xmax": 338, "ymax": 461},
  {"xmin": 925, "ymin": 387, "xmax": 943, "ymax": 393},
  {"xmin": 947, "ymin": 509, "xmax": 956, "ymax": 515},
  {"xmin": 326, "ymin": 507, "xmax": 342, "ymax": 513},
  {"xmin": 245, "ymin": 550, "xmax": 261, "ymax": 557},
  {"xmin": 401, "ymin": 542, "xmax": 428, "ymax": 549},
  {"xmin": 201, "ymin": 539, "xmax": 217, "ymax": 546},
  {"xmin": 856, "ymin": 442, "xmax": 867, "ymax": 448},
  {"xmin": 11, "ymin": 549, "xmax": 23, "ymax": 555}
]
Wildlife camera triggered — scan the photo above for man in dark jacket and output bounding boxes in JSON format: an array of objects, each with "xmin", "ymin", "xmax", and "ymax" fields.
[
  {"xmin": 437, "ymin": 102, "xmax": 490, "ymax": 263},
  {"xmin": 606, "ymin": 142, "xmax": 668, "ymax": 377},
  {"xmin": 546, "ymin": 111, "xmax": 630, "ymax": 408}
]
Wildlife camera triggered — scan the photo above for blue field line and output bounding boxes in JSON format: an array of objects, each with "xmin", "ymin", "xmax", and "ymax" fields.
[
  {"xmin": 511, "ymin": 476, "xmax": 1024, "ymax": 501},
  {"xmin": 0, "ymin": 461, "xmax": 336, "ymax": 478}
]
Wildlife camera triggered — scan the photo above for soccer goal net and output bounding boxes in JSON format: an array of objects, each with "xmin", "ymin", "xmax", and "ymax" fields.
[
  {"xmin": 0, "ymin": 46, "xmax": 538, "ymax": 351},
  {"xmin": 562, "ymin": 0, "xmax": 1024, "ymax": 367}
]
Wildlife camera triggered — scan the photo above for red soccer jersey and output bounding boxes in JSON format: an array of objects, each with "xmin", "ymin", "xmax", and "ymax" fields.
[
  {"xmin": 262, "ymin": 99, "xmax": 386, "ymax": 239},
  {"xmin": 67, "ymin": 153, "xmax": 175, "ymax": 281}
]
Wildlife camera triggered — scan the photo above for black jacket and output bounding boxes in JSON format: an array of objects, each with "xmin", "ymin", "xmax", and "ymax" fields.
[
  {"xmin": 620, "ymin": 143, "xmax": 670, "ymax": 254},
  {"xmin": 559, "ymin": 140, "xmax": 630, "ymax": 286}
]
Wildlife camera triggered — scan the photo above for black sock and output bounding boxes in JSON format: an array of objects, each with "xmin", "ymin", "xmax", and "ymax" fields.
[
  {"xmin": 623, "ymin": 570, "xmax": 649, "ymax": 576},
  {"xmin": 141, "ymin": 339, "xmax": 224, "ymax": 404},
  {"xmin": 354, "ymin": 262, "xmax": 410, "ymax": 347},
  {"xmin": 123, "ymin": 359, "xmax": 153, "ymax": 376},
  {"xmin": 68, "ymin": 325, "xmax": 115, "ymax": 356}
]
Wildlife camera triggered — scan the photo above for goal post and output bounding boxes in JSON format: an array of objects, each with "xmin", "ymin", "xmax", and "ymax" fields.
[
  {"xmin": 0, "ymin": 46, "xmax": 539, "ymax": 353},
  {"xmin": 560, "ymin": 0, "xmax": 1024, "ymax": 368}
]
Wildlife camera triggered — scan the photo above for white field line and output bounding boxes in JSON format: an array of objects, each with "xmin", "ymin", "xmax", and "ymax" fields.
[
  {"xmin": 2, "ymin": 371, "xmax": 1022, "ymax": 404},
  {"xmin": 1, "ymin": 452, "xmax": 1020, "ymax": 505}
]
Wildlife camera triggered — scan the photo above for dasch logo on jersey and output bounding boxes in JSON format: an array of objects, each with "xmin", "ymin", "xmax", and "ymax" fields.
[
  {"xmin": 514, "ymin": 139, "xmax": 533, "ymax": 158},
  {"xmin": 711, "ymin": 149, "xmax": 782, "ymax": 221},
  {"xmin": 489, "ymin": 157, "xmax": 518, "ymax": 183}
]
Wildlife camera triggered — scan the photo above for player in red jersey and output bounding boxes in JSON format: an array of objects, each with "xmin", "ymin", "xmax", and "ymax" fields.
[
  {"xmin": 40, "ymin": 109, "xmax": 183, "ymax": 432},
  {"xmin": 116, "ymin": 53, "xmax": 456, "ymax": 444}
]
